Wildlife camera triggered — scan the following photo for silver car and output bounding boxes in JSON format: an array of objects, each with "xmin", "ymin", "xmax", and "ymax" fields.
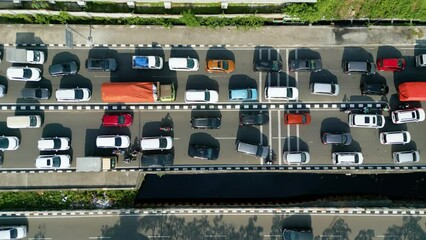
[{"xmin": 20, "ymin": 88, "xmax": 50, "ymax": 100}]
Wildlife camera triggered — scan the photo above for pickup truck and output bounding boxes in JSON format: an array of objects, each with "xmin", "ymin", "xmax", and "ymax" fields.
[
  {"xmin": 132, "ymin": 56, "xmax": 163, "ymax": 69},
  {"xmin": 6, "ymin": 48, "xmax": 45, "ymax": 64}
]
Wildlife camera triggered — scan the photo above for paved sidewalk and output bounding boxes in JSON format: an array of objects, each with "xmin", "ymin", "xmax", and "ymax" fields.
[{"xmin": 0, "ymin": 24, "xmax": 425, "ymax": 47}]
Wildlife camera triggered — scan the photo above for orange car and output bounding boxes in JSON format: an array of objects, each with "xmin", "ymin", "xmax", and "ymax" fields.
[
  {"xmin": 284, "ymin": 113, "xmax": 311, "ymax": 125},
  {"xmin": 206, "ymin": 59, "xmax": 235, "ymax": 73}
]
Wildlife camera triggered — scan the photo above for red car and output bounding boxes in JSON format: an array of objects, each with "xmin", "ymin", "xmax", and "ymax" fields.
[
  {"xmin": 284, "ymin": 113, "xmax": 311, "ymax": 125},
  {"xmin": 102, "ymin": 113, "xmax": 133, "ymax": 127},
  {"xmin": 377, "ymin": 58, "xmax": 405, "ymax": 72}
]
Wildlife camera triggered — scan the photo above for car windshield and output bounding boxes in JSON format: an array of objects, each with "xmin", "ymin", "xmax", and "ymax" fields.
[
  {"xmin": 205, "ymin": 92, "xmax": 210, "ymax": 101},
  {"xmin": 62, "ymin": 63, "xmax": 70, "ymax": 72},
  {"xmin": 0, "ymin": 138, "xmax": 9, "ymax": 148},
  {"xmin": 100, "ymin": 60, "xmax": 109, "ymax": 68},
  {"xmin": 34, "ymin": 51, "xmax": 40, "ymax": 61},
  {"xmin": 34, "ymin": 89, "xmax": 42, "ymax": 98},
  {"xmin": 10, "ymin": 228, "xmax": 18, "ymax": 238},
  {"xmin": 51, "ymin": 156, "xmax": 61, "ymax": 167},
  {"xmin": 118, "ymin": 115, "xmax": 125, "ymax": 124},
  {"xmin": 301, "ymin": 115, "xmax": 306, "ymax": 123},
  {"xmin": 75, "ymin": 89, "xmax": 84, "ymax": 99},
  {"xmin": 256, "ymin": 146, "xmax": 264, "ymax": 157},
  {"xmin": 114, "ymin": 137, "xmax": 122, "ymax": 147},
  {"xmin": 23, "ymin": 68, "xmax": 32, "ymax": 78},
  {"xmin": 398, "ymin": 59, "xmax": 404, "ymax": 68},
  {"xmin": 376, "ymin": 116, "xmax": 381, "ymax": 126},
  {"xmin": 221, "ymin": 60, "xmax": 229, "ymax": 70},
  {"xmin": 187, "ymin": 59, "xmax": 195, "ymax": 68},
  {"xmin": 30, "ymin": 116, "xmax": 37, "ymax": 126},
  {"xmin": 53, "ymin": 139, "xmax": 61, "ymax": 149},
  {"xmin": 287, "ymin": 88, "xmax": 293, "ymax": 98},
  {"xmin": 159, "ymin": 138, "xmax": 167, "ymax": 148}
]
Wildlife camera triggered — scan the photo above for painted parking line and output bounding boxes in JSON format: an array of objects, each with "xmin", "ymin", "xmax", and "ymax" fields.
[
  {"xmin": 278, "ymin": 110, "xmax": 282, "ymax": 165},
  {"xmin": 214, "ymin": 137, "xmax": 235, "ymax": 140}
]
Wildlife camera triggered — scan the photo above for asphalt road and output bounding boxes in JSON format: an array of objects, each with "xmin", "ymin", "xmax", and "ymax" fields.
[
  {"xmin": 0, "ymin": 46, "xmax": 426, "ymax": 169},
  {"xmin": 0, "ymin": 209, "xmax": 423, "ymax": 240}
]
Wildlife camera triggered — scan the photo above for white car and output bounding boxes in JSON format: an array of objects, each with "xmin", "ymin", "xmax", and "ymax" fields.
[
  {"xmin": 332, "ymin": 152, "xmax": 364, "ymax": 165},
  {"xmin": 185, "ymin": 90, "xmax": 219, "ymax": 103},
  {"xmin": 168, "ymin": 57, "xmax": 199, "ymax": 71},
  {"xmin": 96, "ymin": 135, "xmax": 130, "ymax": 149},
  {"xmin": 393, "ymin": 150, "xmax": 420, "ymax": 163},
  {"xmin": 264, "ymin": 86, "xmax": 299, "ymax": 100},
  {"xmin": 391, "ymin": 108, "xmax": 425, "ymax": 124},
  {"xmin": 35, "ymin": 155, "xmax": 71, "ymax": 169},
  {"xmin": 0, "ymin": 225, "xmax": 27, "ymax": 239},
  {"xmin": 348, "ymin": 114, "xmax": 385, "ymax": 128},
  {"xmin": 141, "ymin": 136, "xmax": 173, "ymax": 151},
  {"xmin": 55, "ymin": 88, "xmax": 91, "ymax": 102},
  {"xmin": 38, "ymin": 137, "xmax": 70, "ymax": 151},
  {"xmin": 283, "ymin": 151, "xmax": 310, "ymax": 165},
  {"xmin": 379, "ymin": 131, "xmax": 411, "ymax": 145},
  {"xmin": 415, "ymin": 54, "xmax": 426, "ymax": 67},
  {"xmin": 0, "ymin": 136, "xmax": 19, "ymax": 151},
  {"xmin": 6, "ymin": 66, "xmax": 41, "ymax": 81}
]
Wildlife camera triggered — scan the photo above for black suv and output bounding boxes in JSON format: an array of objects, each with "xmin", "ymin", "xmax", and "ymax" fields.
[
  {"xmin": 190, "ymin": 117, "xmax": 221, "ymax": 129},
  {"xmin": 289, "ymin": 59, "xmax": 322, "ymax": 72},
  {"xmin": 360, "ymin": 82, "xmax": 389, "ymax": 96},
  {"xmin": 240, "ymin": 112, "xmax": 269, "ymax": 126}
]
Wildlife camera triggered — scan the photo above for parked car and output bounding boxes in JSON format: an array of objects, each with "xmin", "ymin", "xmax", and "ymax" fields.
[
  {"xmin": 342, "ymin": 60, "xmax": 376, "ymax": 75},
  {"xmin": 236, "ymin": 141, "xmax": 269, "ymax": 159},
  {"xmin": 393, "ymin": 150, "xmax": 420, "ymax": 164},
  {"xmin": 310, "ymin": 83, "xmax": 339, "ymax": 96},
  {"xmin": 185, "ymin": 90, "xmax": 219, "ymax": 103},
  {"xmin": 360, "ymin": 82, "xmax": 389, "ymax": 96},
  {"xmin": 379, "ymin": 131, "xmax": 411, "ymax": 145},
  {"xmin": 283, "ymin": 151, "xmax": 310, "ymax": 165},
  {"xmin": 86, "ymin": 58, "xmax": 118, "ymax": 72},
  {"xmin": 0, "ymin": 85, "xmax": 5, "ymax": 98},
  {"xmin": 289, "ymin": 59, "xmax": 322, "ymax": 72},
  {"xmin": 35, "ymin": 155, "xmax": 71, "ymax": 169},
  {"xmin": 191, "ymin": 117, "xmax": 221, "ymax": 129},
  {"xmin": 0, "ymin": 225, "xmax": 27, "ymax": 239},
  {"xmin": 415, "ymin": 54, "xmax": 426, "ymax": 67},
  {"xmin": 240, "ymin": 112, "xmax": 269, "ymax": 126},
  {"xmin": 282, "ymin": 228, "xmax": 313, "ymax": 240},
  {"xmin": 55, "ymin": 88, "xmax": 91, "ymax": 102},
  {"xmin": 141, "ymin": 136, "xmax": 173, "ymax": 151},
  {"xmin": 376, "ymin": 58, "xmax": 405, "ymax": 71},
  {"xmin": 102, "ymin": 113, "xmax": 133, "ymax": 127},
  {"xmin": 265, "ymin": 87, "xmax": 298, "ymax": 100},
  {"xmin": 188, "ymin": 144, "xmax": 220, "ymax": 160},
  {"xmin": 332, "ymin": 152, "xmax": 364, "ymax": 165},
  {"xmin": 229, "ymin": 88, "xmax": 258, "ymax": 101},
  {"xmin": 348, "ymin": 114, "xmax": 385, "ymax": 128},
  {"xmin": 168, "ymin": 57, "xmax": 199, "ymax": 71},
  {"xmin": 391, "ymin": 108, "xmax": 426, "ymax": 124},
  {"xmin": 6, "ymin": 66, "xmax": 41, "ymax": 81},
  {"xmin": 38, "ymin": 137, "xmax": 70, "ymax": 151},
  {"xmin": 0, "ymin": 136, "xmax": 20, "ymax": 151},
  {"xmin": 253, "ymin": 60, "xmax": 282, "ymax": 72},
  {"xmin": 140, "ymin": 153, "xmax": 174, "ymax": 167},
  {"xmin": 20, "ymin": 88, "xmax": 50, "ymax": 100},
  {"xmin": 321, "ymin": 132, "xmax": 352, "ymax": 145},
  {"xmin": 206, "ymin": 59, "xmax": 235, "ymax": 73},
  {"xmin": 284, "ymin": 113, "xmax": 311, "ymax": 125},
  {"xmin": 49, "ymin": 61, "xmax": 78, "ymax": 76},
  {"xmin": 96, "ymin": 135, "xmax": 130, "ymax": 149}
]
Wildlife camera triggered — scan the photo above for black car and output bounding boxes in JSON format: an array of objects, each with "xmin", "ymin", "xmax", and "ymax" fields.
[
  {"xmin": 240, "ymin": 112, "xmax": 269, "ymax": 126},
  {"xmin": 282, "ymin": 228, "xmax": 313, "ymax": 240},
  {"xmin": 48, "ymin": 61, "xmax": 78, "ymax": 76},
  {"xmin": 321, "ymin": 132, "xmax": 352, "ymax": 145},
  {"xmin": 360, "ymin": 82, "xmax": 389, "ymax": 96},
  {"xmin": 253, "ymin": 60, "xmax": 282, "ymax": 72},
  {"xmin": 188, "ymin": 144, "xmax": 219, "ymax": 160},
  {"xmin": 86, "ymin": 58, "xmax": 118, "ymax": 72},
  {"xmin": 140, "ymin": 153, "xmax": 173, "ymax": 167},
  {"xmin": 190, "ymin": 117, "xmax": 221, "ymax": 129},
  {"xmin": 289, "ymin": 59, "xmax": 322, "ymax": 72}
]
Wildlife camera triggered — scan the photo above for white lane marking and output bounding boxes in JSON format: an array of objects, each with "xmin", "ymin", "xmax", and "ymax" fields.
[
  {"xmin": 296, "ymin": 124, "xmax": 300, "ymax": 151},
  {"xmin": 287, "ymin": 118, "xmax": 290, "ymax": 151},
  {"xmin": 28, "ymin": 238, "xmax": 52, "ymax": 240},
  {"xmin": 278, "ymin": 110, "xmax": 282, "ymax": 165},
  {"xmin": 214, "ymin": 137, "xmax": 236, "ymax": 140},
  {"xmin": 147, "ymin": 236, "xmax": 171, "ymax": 239},
  {"xmin": 258, "ymin": 48, "xmax": 263, "ymax": 102},
  {"xmin": 267, "ymin": 109, "xmax": 273, "ymax": 165},
  {"xmin": 268, "ymin": 48, "xmax": 271, "ymax": 59},
  {"xmin": 89, "ymin": 237, "xmax": 111, "ymax": 239}
]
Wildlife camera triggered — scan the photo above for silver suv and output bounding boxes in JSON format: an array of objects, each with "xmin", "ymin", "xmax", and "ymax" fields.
[
  {"xmin": 342, "ymin": 60, "xmax": 376, "ymax": 75},
  {"xmin": 236, "ymin": 141, "xmax": 269, "ymax": 158}
]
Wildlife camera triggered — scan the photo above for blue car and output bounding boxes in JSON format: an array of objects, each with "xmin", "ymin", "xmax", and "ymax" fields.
[{"xmin": 229, "ymin": 88, "xmax": 258, "ymax": 101}]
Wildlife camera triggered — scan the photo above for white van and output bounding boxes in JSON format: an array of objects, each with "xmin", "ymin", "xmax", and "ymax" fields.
[
  {"xmin": 7, "ymin": 115, "xmax": 42, "ymax": 128},
  {"xmin": 264, "ymin": 87, "xmax": 298, "ymax": 100}
]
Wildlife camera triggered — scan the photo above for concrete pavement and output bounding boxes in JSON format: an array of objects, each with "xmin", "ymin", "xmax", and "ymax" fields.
[{"xmin": 0, "ymin": 24, "xmax": 424, "ymax": 47}]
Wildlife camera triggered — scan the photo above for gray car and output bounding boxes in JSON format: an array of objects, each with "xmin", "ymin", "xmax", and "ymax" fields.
[
  {"xmin": 20, "ymin": 88, "xmax": 50, "ymax": 100},
  {"xmin": 321, "ymin": 132, "xmax": 352, "ymax": 145},
  {"xmin": 289, "ymin": 59, "xmax": 322, "ymax": 72},
  {"xmin": 48, "ymin": 61, "xmax": 78, "ymax": 76}
]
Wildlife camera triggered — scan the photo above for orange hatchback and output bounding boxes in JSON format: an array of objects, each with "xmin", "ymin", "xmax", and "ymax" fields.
[
  {"xmin": 284, "ymin": 113, "xmax": 312, "ymax": 125},
  {"xmin": 206, "ymin": 59, "xmax": 235, "ymax": 73}
]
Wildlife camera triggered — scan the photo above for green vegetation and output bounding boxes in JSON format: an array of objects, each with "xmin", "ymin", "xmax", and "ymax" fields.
[
  {"xmin": 283, "ymin": 0, "xmax": 426, "ymax": 23},
  {"xmin": 0, "ymin": 190, "xmax": 137, "ymax": 210}
]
